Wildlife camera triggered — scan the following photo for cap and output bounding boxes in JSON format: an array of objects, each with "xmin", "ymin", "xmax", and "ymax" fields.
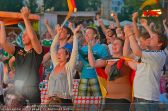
[{"xmin": 63, "ymin": 43, "xmax": 73, "ymax": 54}]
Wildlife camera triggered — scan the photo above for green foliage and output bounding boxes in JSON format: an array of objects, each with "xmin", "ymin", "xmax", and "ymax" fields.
[
  {"xmin": 25, "ymin": 0, "xmax": 38, "ymax": 13},
  {"xmin": 44, "ymin": 0, "xmax": 68, "ymax": 11},
  {"xmin": 0, "ymin": 0, "xmax": 23, "ymax": 12},
  {"xmin": 125, "ymin": 0, "xmax": 142, "ymax": 10},
  {"xmin": 76, "ymin": 0, "xmax": 101, "ymax": 11},
  {"xmin": 0, "ymin": 0, "xmax": 101, "ymax": 12},
  {"xmin": 44, "ymin": 0, "xmax": 101, "ymax": 11}
]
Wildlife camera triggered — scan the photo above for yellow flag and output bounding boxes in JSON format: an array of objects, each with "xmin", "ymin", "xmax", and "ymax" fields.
[
  {"xmin": 140, "ymin": 0, "xmax": 158, "ymax": 10},
  {"xmin": 32, "ymin": 21, "xmax": 39, "ymax": 33}
]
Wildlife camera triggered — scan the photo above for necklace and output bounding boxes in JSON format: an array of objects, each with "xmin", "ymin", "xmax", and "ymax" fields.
[{"xmin": 24, "ymin": 48, "xmax": 32, "ymax": 52}]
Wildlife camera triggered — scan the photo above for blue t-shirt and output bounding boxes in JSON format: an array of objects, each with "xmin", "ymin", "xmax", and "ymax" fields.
[
  {"xmin": 160, "ymin": 93, "xmax": 168, "ymax": 103},
  {"xmin": 160, "ymin": 93, "xmax": 168, "ymax": 110},
  {"xmin": 79, "ymin": 43, "xmax": 110, "ymax": 79},
  {"xmin": 56, "ymin": 43, "xmax": 73, "ymax": 53}
]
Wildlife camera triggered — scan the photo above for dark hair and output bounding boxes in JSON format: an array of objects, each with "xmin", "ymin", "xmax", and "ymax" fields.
[
  {"xmin": 106, "ymin": 28, "xmax": 117, "ymax": 37},
  {"xmin": 111, "ymin": 29, "xmax": 117, "ymax": 36},
  {"xmin": 140, "ymin": 32, "xmax": 150, "ymax": 40},
  {"xmin": 157, "ymin": 32, "xmax": 168, "ymax": 50},
  {"xmin": 63, "ymin": 26, "xmax": 74, "ymax": 38}
]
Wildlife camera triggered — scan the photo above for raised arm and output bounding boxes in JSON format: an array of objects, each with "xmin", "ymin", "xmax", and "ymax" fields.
[
  {"xmin": 68, "ymin": 31, "xmax": 78, "ymax": 70},
  {"xmin": 123, "ymin": 34, "xmax": 137, "ymax": 70},
  {"xmin": 116, "ymin": 28, "xmax": 124, "ymax": 40},
  {"xmin": 41, "ymin": 52, "xmax": 51, "ymax": 64},
  {"xmin": 21, "ymin": 7, "xmax": 42, "ymax": 54},
  {"xmin": 95, "ymin": 14, "xmax": 107, "ymax": 34},
  {"xmin": 44, "ymin": 19, "xmax": 55, "ymax": 38},
  {"xmin": 140, "ymin": 18, "xmax": 155, "ymax": 36},
  {"xmin": 88, "ymin": 40, "xmax": 106, "ymax": 68},
  {"xmin": 0, "ymin": 21, "xmax": 15, "ymax": 55},
  {"xmin": 123, "ymin": 37, "xmax": 132, "ymax": 57},
  {"xmin": 132, "ymin": 12, "xmax": 140, "ymax": 39},
  {"xmin": 68, "ymin": 21, "xmax": 74, "ymax": 32},
  {"xmin": 112, "ymin": 12, "xmax": 120, "ymax": 28},
  {"xmin": 3, "ymin": 63, "xmax": 9, "ymax": 84},
  {"xmin": 9, "ymin": 56, "xmax": 15, "ymax": 71},
  {"xmin": 124, "ymin": 25, "xmax": 142, "ymax": 57},
  {"xmin": 98, "ymin": 19, "xmax": 107, "ymax": 34},
  {"xmin": 163, "ymin": 19, "xmax": 168, "ymax": 34},
  {"xmin": 50, "ymin": 25, "xmax": 61, "ymax": 67}
]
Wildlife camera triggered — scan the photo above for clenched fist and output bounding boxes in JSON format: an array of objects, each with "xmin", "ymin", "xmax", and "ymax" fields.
[{"xmin": 20, "ymin": 7, "xmax": 30, "ymax": 19}]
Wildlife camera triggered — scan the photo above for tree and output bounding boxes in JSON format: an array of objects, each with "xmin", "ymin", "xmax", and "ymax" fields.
[
  {"xmin": 23, "ymin": 0, "xmax": 38, "ymax": 13},
  {"xmin": 44, "ymin": 0, "xmax": 68, "ymax": 11},
  {"xmin": 76, "ymin": 0, "xmax": 101, "ymax": 11},
  {"xmin": 44, "ymin": 0, "xmax": 101, "ymax": 11},
  {"xmin": 0, "ymin": 0, "xmax": 23, "ymax": 12}
]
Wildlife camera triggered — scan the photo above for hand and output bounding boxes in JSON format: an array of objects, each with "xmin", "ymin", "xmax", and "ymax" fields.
[
  {"xmin": 55, "ymin": 24, "xmax": 62, "ymax": 34},
  {"xmin": 107, "ymin": 61, "xmax": 116, "ymax": 66},
  {"xmin": 124, "ymin": 24, "xmax": 134, "ymax": 38},
  {"xmin": 0, "ymin": 21, "xmax": 5, "ymax": 28},
  {"xmin": 20, "ymin": 7, "xmax": 30, "ymax": 19},
  {"xmin": 116, "ymin": 28, "xmax": 124, "ymax": 39},
  {"xmin": 44, "ymin": 19, "xmax": 49, "ymax": 26},
  {"xmin": 68, "ymin": 21, "xmax": 73, "ymax": 29},
  {"xmin": 163, "ymin": 19, "xmax": 167, "ymax": 25},
  {"xmin": 112, "ymin": 12, "xmax": 118, "ymax": 20},
  {"xmin": 109, "ymin": 22, "xmax": 115, "ymax": 29},
  {"xmin": 73, "ymin": 24, "xmax": 82, "ymax": 35},
  {"xmin": 96, "ymin": 14, "xmax": 100, "ymax": 20},
  {"xmin": 98, "ymin": 19, "xmax": 103, "ymax": 25},
  {"xmin": 132, "ymin": 12, "xmax": 138, "ymax": 21},
  {"xmin": 140, "ymin": 18, "xmax": 148, "ymax": 27},
  {"xmin": 88, "ymin": 39, "xmax": 94, "ymax": 49},
  {"xmin": 105, "ymin": 61, "xmax": 117, "ymax": 74},
  {"xmin": 116, "ymin": 27, "xmax": 122, "ymax": 34}
]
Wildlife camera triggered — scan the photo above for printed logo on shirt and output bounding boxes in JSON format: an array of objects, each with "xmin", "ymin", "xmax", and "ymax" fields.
[{"xmin": 17, "ymin": 49, "xmax": 33, "ymax": 56}]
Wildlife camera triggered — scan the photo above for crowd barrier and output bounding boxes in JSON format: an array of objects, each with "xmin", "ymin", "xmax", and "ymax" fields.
[{"xmin": 40, "ymin": 79, "xmax": 102, "ymax": 110}]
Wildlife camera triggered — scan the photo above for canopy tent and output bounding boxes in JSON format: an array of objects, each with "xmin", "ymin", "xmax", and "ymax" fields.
[
  {"xmin": 120, "ymin": 20, "xmax": 141, "ymax": 27},
  {"xmin": 94, "ymin": 18, "xmax": 114, "ymax": 26},
  {"xmin": 120, "ymin": 20, "xmax": 132, "ymax": 26},
  {"xmin": 0, "ymin": 11, "xmax": 40, "ymax": 26}
]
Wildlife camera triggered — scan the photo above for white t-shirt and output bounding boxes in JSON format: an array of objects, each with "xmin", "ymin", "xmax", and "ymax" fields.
[
  {"xmin": 108, "ymin": 44, "xmax": 113, "ymax": 55},
  {"xmin": 134, "ymin": 50, "xmax": 166, "ymax": 101},
  {"xmin": 164, "ymin": 47, "xmax": 168, "ymax": 55},
  {"xmin": 0, "ymin": 62, "xmax": 4, "ymax": 95},
  {"xmin": 164, "ymin": 48, "xmax": 168, "ymax": 72}
]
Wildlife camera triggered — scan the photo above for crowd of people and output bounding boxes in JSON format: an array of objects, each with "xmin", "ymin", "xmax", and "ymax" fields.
[{"xmin": 0, "ymin": 6, "xmax": 167, "ymax": 111}]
